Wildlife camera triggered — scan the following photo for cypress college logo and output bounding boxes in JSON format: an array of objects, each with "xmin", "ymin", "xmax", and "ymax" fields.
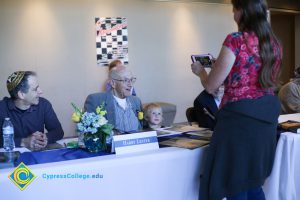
[{"xmin": 8, "ymin": 162, "xmax": 36, "ymax": 190}]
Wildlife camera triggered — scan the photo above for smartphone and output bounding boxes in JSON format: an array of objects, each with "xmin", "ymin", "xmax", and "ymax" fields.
[
  {"xmin": 0, "ymin": 151, "xmax": 20, "ymax": 162},
  {"xmin": 0, "ymin": 151, "xmax": 20, "ymax": 169},
  {"xmin": 191, "ymin": 54, "xmax": 213, "ymax": 68}
]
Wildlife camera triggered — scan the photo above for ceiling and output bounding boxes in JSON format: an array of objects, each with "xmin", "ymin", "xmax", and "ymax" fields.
[{"xmin": 154, "ymin": 0, "xmax": 300, "ymax": 11}]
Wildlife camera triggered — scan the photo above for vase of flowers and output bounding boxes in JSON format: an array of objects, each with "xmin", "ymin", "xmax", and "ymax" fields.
[{"xmin": 71, "ymin": 102, "xmax": 113, "ymax": 153}]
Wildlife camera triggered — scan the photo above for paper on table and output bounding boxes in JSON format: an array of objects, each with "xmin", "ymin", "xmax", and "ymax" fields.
[
  {"xmin": 156, "ymin": 124, "xmax": 210, "ymax": 137},
  {"xmin": 0, "ymin": 147, "xmax": 30, "ymax": 153},
  {"xmin": 156, "ymin": 128, "xmax": 181, "ymax": 137},
  {"xmin": 164, "ymin": 124, "xmax": 208, "ymax": 133},
  {"xmin": 159, "ymin": 137, "xmax": 209, "ymax": 149},
  {"xmin": 56, "ymin": 137, "xmax": 78, "ymax": 147},
  {"xmin": 183, "ymin": 130, "xmax": 213, "ymax": 140}
]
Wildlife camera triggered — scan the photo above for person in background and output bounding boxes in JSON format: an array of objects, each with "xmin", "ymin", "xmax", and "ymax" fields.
[
  {"xmin": 104, "ymin": 59, "xmax": 122, "ymax": 92},
  {"xmin": 108, "ymin": 59, "xmax": 122, "ymax": 71},
  {"xmin": 85, "ymin": 65, "xmax": 142, "ymax": 133},
  {"xmin": 0, "ymin": 71, "xmax": 64, "ymax": 151},
  {"xmin": 191, "ymin": 0, "xmax": 282, "ymax": 199},
  {"xmin": 104, "ymin": 59, "xmax": 136, "ymax": 96},
  {"xmin": 278, "ymin": 67, "xmax": 300, "ymax": 114},
  {"xmin": 193, "ymin": 85, "xmax": 224, "ymax": 129},
  {"xmin": 143, "ymin": 103, "xmax": 163, "ymax": 130}
]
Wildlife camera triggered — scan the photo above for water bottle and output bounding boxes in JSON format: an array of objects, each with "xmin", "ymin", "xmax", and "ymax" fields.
[{"xmin": 2, "ymin": 118, "xmax": 15, "ymax": 152}]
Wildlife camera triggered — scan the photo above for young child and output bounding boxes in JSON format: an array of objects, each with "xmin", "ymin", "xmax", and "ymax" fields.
[{"xmin": 143, "ymin": 103, "xmax": 163, "ymax": 130}]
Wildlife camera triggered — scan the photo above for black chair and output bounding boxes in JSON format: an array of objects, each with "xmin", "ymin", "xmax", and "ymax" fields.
[
  {"xmin": 186, "ymin": 107, "xmax": 197, "ymax": 125},
  {"xmin": 186, "ymin": 106, "xmax": 216, "ymax": 130}
]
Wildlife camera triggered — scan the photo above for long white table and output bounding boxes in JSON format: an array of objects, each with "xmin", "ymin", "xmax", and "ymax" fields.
[
  {"xmin": 263, "ymin": 113, "xmax": 300, "ymax": 200},
  {"xmin": 0, "ymin": 146, "xmax": 208, "ymax": 200},
  {"xmin": 2, "ymin": 114, "xmax": 300, "ymax": 200}
]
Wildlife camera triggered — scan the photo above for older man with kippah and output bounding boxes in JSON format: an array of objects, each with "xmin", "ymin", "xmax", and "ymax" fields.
[{"xmin": 0, "ymin": 71, "xmax": 64, "ymax": 151}]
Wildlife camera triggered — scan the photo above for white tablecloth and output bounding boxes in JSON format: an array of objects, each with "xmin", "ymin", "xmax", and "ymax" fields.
[
  {"xmin": 0, "ymin": 146, "xmax": 208, "ymax": 200},
  {"xmin": 2, "ymin": 114, "xmax": 300, "ymax": 200},
  {"xmin": 263, "ymin": 113, "xmax": 300, "ymax": 200}
]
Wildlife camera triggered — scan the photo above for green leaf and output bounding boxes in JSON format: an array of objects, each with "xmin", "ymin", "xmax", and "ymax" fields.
[
  {"xmin": 71, "ymin": 102, "xmax": 82, "ymax": 114},
  {"xmin": 66, "ymin": 141, "xmax": 79, "ymax": 148},
  {"xmin": 100, "ymin": 124, "xmax": 114, "ymax": 136}
]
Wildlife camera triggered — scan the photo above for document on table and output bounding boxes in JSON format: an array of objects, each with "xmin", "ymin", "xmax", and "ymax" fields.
[
  {"xmin": 157, "ymin": 123, "xmax": 212, "ymax": 149},
  {"xmin": 164, "ymin": 123, "xmax": 208, "ymax": 132},
  {"xmin": 156, "ymin": 128, "xmax": 182, "ymax": 137},
  {"xmin": 278, "ymin": 120, "xmax": 300, "ymax": 134},
  {"xmin": 159, "ymin": 137, "xmax": 209, "ymax": 150},
  {"xmin": 156, "ymin": 123, "xmax": 211, "ymax": 138},
  {"xmin": 182, "ymin": 129, "xmax": 213, "ymax": 140}
]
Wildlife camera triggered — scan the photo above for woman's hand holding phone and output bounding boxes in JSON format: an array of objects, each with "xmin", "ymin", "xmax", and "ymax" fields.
[{"xmin": 191, "ymin": 61, "xmax": 204, "ymax": 76}]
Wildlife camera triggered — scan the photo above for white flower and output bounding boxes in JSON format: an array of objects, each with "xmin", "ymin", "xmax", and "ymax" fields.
[{"xmin": 98, "ymin": 116, "xmax": 108, "ymax": 126}]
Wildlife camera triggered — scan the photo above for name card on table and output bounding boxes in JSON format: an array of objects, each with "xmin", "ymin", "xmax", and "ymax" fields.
[{"xmin": 113, "ymin": 131, "xmax": 159, "ymax": 155}]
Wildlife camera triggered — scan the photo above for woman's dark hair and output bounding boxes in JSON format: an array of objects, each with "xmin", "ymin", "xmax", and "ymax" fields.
[
  {"xmin": 231, "ymin": 0, "xmax": 282, "ymax": 88},
  {"xmin": 9, "ymin": 71, "xmax": 36, "ymax": 99}
]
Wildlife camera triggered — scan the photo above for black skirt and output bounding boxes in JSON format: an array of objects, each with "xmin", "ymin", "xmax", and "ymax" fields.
[{"xmin": 199, "ymin": 95, "xmax": 280, "ymax": 200}]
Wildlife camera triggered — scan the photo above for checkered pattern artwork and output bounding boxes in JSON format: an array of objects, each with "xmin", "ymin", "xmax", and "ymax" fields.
[{"xmin": 95, "ymin": 17, "xmax": 129, "ymax": 66}]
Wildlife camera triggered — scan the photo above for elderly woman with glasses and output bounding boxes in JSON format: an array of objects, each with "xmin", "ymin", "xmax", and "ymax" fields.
[{"xmin": 84, "ymin": 65, "xmax": 142, "ymax": 133}]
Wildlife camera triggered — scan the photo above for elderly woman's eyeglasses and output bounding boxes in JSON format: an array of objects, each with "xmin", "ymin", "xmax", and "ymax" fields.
[{"xmin": 113, "ymin": 77, "xmax": 137, "ymax": 84}]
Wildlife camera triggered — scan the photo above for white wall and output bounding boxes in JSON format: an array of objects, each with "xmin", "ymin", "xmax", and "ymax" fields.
[{"xmin": 0, "ymin": 0, "xmax": 236, "ymax": 137}]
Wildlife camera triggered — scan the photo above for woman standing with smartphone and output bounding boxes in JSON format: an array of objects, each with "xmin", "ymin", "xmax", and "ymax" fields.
[{"xmin": 191, "ymin": 0, "xmax": 282, "ymax": 199}]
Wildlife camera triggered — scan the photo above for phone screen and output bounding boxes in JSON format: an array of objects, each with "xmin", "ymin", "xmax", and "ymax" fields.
[
  {"xmin": 191, "ymin": 55, "xmax": 213, "ymax": 67},
  {"xmin": 195, "ymin": 56, "xmax": 212, "ymax": 67}
]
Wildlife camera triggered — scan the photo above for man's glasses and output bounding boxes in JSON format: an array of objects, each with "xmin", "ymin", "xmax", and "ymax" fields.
[{"xmin": 112, "ymin": 77, "xmax": 137, "ymax": 84}]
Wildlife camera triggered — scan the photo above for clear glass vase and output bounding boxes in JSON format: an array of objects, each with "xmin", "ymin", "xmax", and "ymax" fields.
[
  {"xmin": 78, "ymin": 132, "xmax": 85, "ymax": 148},
  {"xmin": 83, "ymin": 132, "xmax": 107, "ymax": 153}
]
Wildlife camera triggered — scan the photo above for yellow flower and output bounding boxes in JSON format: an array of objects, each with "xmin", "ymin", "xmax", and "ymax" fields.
[
  {"xmin": 100, "ymin": 111, "xmax": 106, "ymax": 116},
  {"xmin": 71, "ymin": 112, "xmax": 81, "ymax": 122},
  {"xmin": 96, "ymin": 106, "xmax": 107, "ymax": 116},
  {"xmin": 138, "ymin": 112, "xmax": 144, "ymax": 120},
  {"xmin": 96, "ymin": 106, "xmax": 101, "ymax": 114}
]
